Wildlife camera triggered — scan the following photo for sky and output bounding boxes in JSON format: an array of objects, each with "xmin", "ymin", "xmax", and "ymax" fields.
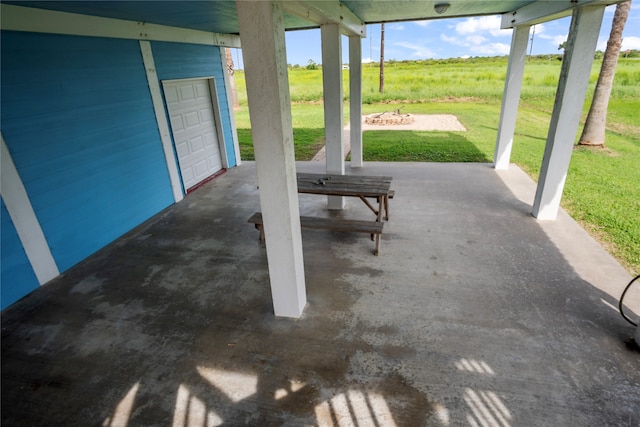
[{"xmin": 232, "ymin": 3, "xmax": 640, "ymax": 68}]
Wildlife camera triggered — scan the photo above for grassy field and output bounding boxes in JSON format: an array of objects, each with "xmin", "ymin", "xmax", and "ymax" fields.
[{"xmin": 232, "ymin": 56, "xmax": 639, "ymax": 274}]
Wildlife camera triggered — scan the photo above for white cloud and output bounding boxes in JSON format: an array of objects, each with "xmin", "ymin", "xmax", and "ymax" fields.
[
  {"xmin": 455, "ymin": 16, "xmax": 498, "ymax": 34},
  {"xmin": 467, "ymin": 35, "xmax": 488, "ymax": 45},
  {"xmin": 622, "ymin": 36, "xmax": 640, "ymax": 51},
  {"xmin": 492, "ymin": 27, "xmax": 512, "ymax": 38},
  {"xmin": 394, "ymin": 41, "xmax": 436, "ymax": 58},
  {"xmin": 415, "ymin": 20, "xmax": 430, "ymax": 27},
  {"xmin": 538, "ymin": 24, "xmax": 563, "ymax": 41},
  {"xmin": 532, "ymin": 23, "xmax": 546, "ymax": 36},
  {"xmin": 539, "ymin": 33, "xmax": 567, "ymax": 47},
  {"xmin": 362, "ymin": 57, "xmax": 374, "ymax": 63},
  {"xmin": 441, "ymin": 34, "xmax": 460, "ymax": 45},
  {"xmin": 455, "ymin": 15, "xmax": 512, "ymax": 37},
  {"xmin": 596, "ymin": 36, "xmax": 640, "ymax": 51},
  {"xmin": 441, "ymin": 34, "xmax": 488, "ymax": 47},
  {"xmin": 390, "ymin": 23, "xmax": 404, "ymax": 31},
  {"xmin": 552, "ymin": 35, "xmax": 568, "ymax": 48},
  {"xmin": 585, "ymin": 35, "xmax": 640, "ymax": 52},
  {"xmin": 470, "ymin": 43, "xmax": 511, "ymax": 55}
]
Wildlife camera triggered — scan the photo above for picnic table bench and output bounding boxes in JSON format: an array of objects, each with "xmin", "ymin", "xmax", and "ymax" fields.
[
  {"xmin": 248, "ymin": 172, "xmax": 394, "ymax": 255},
  {"xmin": 248, "ymin": 213, "xmax": 384, "ymax": 255}
]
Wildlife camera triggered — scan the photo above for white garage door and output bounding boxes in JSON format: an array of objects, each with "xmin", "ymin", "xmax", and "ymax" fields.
[{"xmin": 164, "ymin": 79, "xmax": 223, "ymax": 190}]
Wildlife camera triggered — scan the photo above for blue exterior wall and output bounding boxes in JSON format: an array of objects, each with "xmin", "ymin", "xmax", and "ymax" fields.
[
  {"xmin": 0, "ymin": 31, "xmax": 175, "ymax": 275},
  {"xmin": 1, "ymin": 199, "xmax": 40, "ymax": 309},
  {"xmin": 151, "ymin": 41, "xmax": 237, "ymax": 167},
  {"xmin": 0, "ymin": 31, "xmax": 237, "ymax": 310}
]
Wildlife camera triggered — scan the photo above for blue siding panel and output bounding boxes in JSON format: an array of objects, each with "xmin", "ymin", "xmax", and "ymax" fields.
[
  {"xmin": 1, "ymin": 199, "xmax": 40, "ymax": 310},
  {"xmin": 151, "ymin": 42, "xmax": 237, "ymax": 167},
  {"xmin": 1, "ymin": 31, "xmax": 174, "ymax": 272}
]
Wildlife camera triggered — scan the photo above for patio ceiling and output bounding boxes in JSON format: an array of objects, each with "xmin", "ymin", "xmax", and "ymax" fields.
[{"xmin": 3, "ymin": 0, "xmax": 619, "ymax": 36}]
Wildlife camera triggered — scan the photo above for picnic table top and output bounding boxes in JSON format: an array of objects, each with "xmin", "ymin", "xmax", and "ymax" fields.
[{"xmin": 296, "ymin": 172, "xmax": 392, "ymax": 197}]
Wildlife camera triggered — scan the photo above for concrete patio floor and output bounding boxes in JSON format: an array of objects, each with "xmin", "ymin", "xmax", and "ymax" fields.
[{"xmin": 2, "ymin": 161, "xmax": 638, "ymax": 426}]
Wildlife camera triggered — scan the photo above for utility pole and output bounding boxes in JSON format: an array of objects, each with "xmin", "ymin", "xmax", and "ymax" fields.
[
  {"xmin": 528, "ymin": 25, "xmax": 536, "ymax": 58},
  {"xmin": 379, "ymin": 23, "xmax": 385, "ymax": 93}
]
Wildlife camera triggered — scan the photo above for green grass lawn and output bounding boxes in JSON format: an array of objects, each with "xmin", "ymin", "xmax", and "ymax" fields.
[{"xmin": 233, "ymin": 56, "xmax": 640, "ymax": 274}]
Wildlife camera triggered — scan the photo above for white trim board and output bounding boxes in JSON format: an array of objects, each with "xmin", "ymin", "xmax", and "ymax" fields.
[
  {"xmin": 220, "ymin": 48, "xmax": 242, "ymax": 166},
  {"xmin": 1, "ymin": 4, "xmax": 241, "ymax": 48},
  {"xmin": 1, "ymin": 134, "xmax": 60, "ymax": 285},
  {"xmin": 139, "ymin": 41, "xmax": 184, "ymax": 203},
  {"xmin": 207, "ymin": 78, "xmax": 231, "ymax": 169},
  {"xmin": 501, "ymin": 0, "xmax": 612, "ymax": 28},
  {"xmin": 162, "ymin": 76, "xmax": 216, "ymax": 84}
]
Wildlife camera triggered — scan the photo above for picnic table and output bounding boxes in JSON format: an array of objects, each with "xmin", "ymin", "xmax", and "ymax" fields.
[
  {"xmin": 296, "ymin": 172, "xmax": 394, "ymax": 222},
  {"xmin": 249, "ymin": 172, "xmax": 394, "ymax": 255}
]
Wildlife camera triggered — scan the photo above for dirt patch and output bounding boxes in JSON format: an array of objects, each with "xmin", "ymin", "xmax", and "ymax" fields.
[
  {"xmin": 607, "ymin": 122, "xmax": 640, "ymax": 139},
  {"xmin": 431, "ymin": 96, "xmax": 483, "ymax": 103},
  {"xmin": 312, "ymin": 114, "xmax": 466, "ymax": 161},
  {"xmin": 360, "ymin": 114, "xmax": 466, "ymax": 132}
]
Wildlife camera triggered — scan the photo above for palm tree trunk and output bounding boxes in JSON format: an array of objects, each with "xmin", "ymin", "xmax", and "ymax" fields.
[{"xmin": 578, "ymin": 0, "xmax": 631, "ymax": 147}]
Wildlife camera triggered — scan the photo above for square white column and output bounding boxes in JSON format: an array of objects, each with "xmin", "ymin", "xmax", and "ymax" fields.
[
  {"xmin": 236, "ymin": 0, "xmax": 306, "ymax": 317},
  {"xmin": 494, "ymin": 25, "xmax": 530, "ymax": 170},
  {"xmin": 532, "ymin": 6, "xmax": 605, "ymax": 220},
  {"xmin": 349, "ymin": 35, "xmax": 363, "ymax": 168},
  {"xmin": 321, "ymin": 23, "xmax": 345, "ymax": 210}
]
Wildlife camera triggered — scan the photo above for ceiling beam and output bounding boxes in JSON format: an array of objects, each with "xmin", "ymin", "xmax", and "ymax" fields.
[
  {"xmin": 501, "ymin": 0, "xmax": 615, "ymax": 28},
  {"xmin": 1, "ymin": 4, "xmax": 241, "ymax": 48},
  {"xmin": 283, "ymin": 1, "xmax": 366, "ymax": 37}
]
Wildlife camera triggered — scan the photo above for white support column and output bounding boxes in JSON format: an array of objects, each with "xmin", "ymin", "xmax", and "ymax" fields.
[
  {"xmin": 321, "ymin": 23, "xmax": 345, "ymax": 209},
  {"xmin": 532, "ymin": 5, "xmax": 605, "ymax": 220},
  {"xmin": 349, "ymin": 35, "xmax": 363, "ymax": 168},
  {"xmin": 1, "ymin": 134, "xmax": 60, "ymax": 285},
  {"xmin": 494, "ymin": 25, "xmax": 530, "ymax": 170},
  {"xmin": 236, "ymin": 0, "xmax": 306, "ymax": 318}
]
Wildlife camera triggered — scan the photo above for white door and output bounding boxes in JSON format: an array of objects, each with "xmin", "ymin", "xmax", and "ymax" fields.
[{"xmin": 164, "ymin": 79, "xmax": 223, "ymax": 190}]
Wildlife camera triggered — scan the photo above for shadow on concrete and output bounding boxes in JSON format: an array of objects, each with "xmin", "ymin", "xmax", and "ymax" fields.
[{"xmin": 1, "ymin": 162, "xmax": 638, "ymax": 426}]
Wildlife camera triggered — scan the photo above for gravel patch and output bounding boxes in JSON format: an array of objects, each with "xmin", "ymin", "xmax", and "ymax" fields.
[{"xmin": 359, "ymin": 114, "xmax": 466, "ymax": 131}]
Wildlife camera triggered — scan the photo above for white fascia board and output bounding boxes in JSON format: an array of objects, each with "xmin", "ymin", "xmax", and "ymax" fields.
[
  {"xmin": 1, "ymin": 4, "xmax": 241, "ymax": 48},
  {"xmin": 283, "ymin": 1, "xmax": 365, "ymax": 37},
  {"xmin": 501, "ymin": 0, "xmax": 614, "ymax": 28}
]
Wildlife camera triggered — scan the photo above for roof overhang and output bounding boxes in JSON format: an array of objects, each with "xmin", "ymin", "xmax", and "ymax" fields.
[
  {"xmin": 283, "ymin": 1, "xmax": 365, "ymax": 37},
  {"xmin": 1, "ymin": 1, "xmax": 626, "ymax": 42}
]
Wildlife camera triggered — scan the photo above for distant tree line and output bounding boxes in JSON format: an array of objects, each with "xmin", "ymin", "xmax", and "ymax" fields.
[{"xmin": 285, "ymin": 49, "xmax": 639, "ymax": 70}]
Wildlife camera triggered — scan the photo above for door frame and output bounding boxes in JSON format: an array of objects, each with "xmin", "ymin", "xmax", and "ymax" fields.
[{"xmin": 162, "ymin": 76, "xmax": 230, "ymax": 191}]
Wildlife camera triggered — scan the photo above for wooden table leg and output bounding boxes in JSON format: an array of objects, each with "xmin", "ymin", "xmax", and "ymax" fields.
[
  {"xmin": 384, "ymin": 195, "xmax": 390, "ymax": 220},
  {"xmin": 359, "ymin": 195, "xmax": 379, "ymax": 216},
  {"xmin": 370, "ymin": 196, "xmax": 384, "ymax": 241}
]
